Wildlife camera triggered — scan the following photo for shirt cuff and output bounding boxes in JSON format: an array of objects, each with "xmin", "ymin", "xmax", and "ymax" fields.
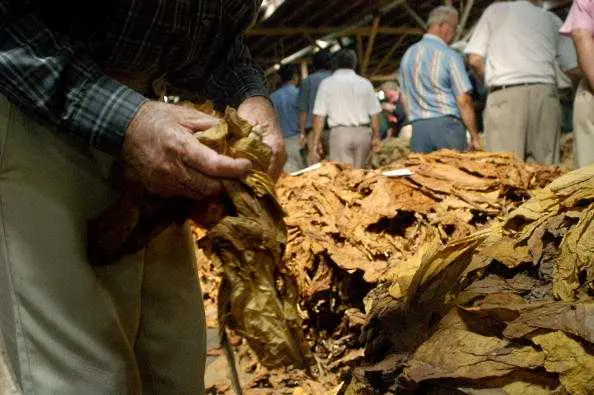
[
  {"xmin": 74, "ymin": 76, "xmax": 148, "ymax": 154},
  {"xmin": 220, "ymin": 65, "xmax": 270, "ymax": 108}
]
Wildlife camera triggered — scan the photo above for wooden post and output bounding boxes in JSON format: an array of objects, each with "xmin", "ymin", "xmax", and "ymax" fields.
[
  {"xmin": 356, "ymin": 34, "xmax": 364, "ymax": 72},
  {"xmin": 455, "ymin": 0, "xmax": 475, "ymax": 41},
  {"xmin": 300, "ymin": 60, "xmax": 309, "ymax": 80},
  {"xmin": 362, "ymin": 16, "xmax": 381, "ymax": 76},
  {"xmin": 372, "ymin": 34, "xmax": 408, "ymax": 76},
  {"xmin": 402, "ymin": 2, "xmax": 427, "ymax": 30}
]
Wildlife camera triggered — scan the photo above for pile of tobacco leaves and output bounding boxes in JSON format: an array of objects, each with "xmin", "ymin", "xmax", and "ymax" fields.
[
  {"xmin": 355, "ymin": 163, "xmax": 594, "ymax": 394},
  {"xmin": 200, "ymin": 150, "xmax": 571, "ymax": 394}
]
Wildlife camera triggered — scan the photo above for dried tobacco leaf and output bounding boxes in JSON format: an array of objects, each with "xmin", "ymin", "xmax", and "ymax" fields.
[
  {"xmin": 359, "ymin": 164, "xmax": 594, "ymax": 393},
  {"xmin": 403, "ymin": 309, "xmax": 544, "ymax": 383},
  {"xmin": 554, "ymin": 207, "xmax": 594, "ymax": 301},
  {"xmin": 196, "ymin": 110, "xmax": 311, "ymax": 369},
  {"xmin": 532, "ymin": 331, "xmax": 594, "ymax": 395}
]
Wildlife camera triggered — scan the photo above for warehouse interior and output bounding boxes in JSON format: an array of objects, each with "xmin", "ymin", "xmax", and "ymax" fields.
[{"xmin": 0, "ymin": 1, "xmax": 592, "ymax": 394}]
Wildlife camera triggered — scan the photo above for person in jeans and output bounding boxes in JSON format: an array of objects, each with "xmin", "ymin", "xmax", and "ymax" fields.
[
  {"xmin": 400, "ymin": 5, "xmax": 481, "ymax": 154},
  {"xmin": 298, "ymin": 50, "xmax": 332, "ymax": 165},
  {"xmin": 271, "ymin": 64, "xmax": 305, "ymax": 172}
]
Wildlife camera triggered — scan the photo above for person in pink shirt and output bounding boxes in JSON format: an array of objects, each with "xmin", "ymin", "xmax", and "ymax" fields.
[{"xmin": 561, "ymin": 0, "xmax": 594, "ymax": 168}]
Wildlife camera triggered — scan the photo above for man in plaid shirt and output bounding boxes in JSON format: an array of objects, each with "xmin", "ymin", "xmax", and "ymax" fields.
[{"xmin": 0, "ymin": 0, "xmax": 285, "ymax": 392}]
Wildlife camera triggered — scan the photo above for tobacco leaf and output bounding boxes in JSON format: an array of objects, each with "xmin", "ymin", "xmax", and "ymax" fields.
[
  {"xmin": 403, "ymin": 309, "xmax": 544, "ymax": 383},
  {"xmin": 532, "ymin": 331, "xmax": 594, "ymax": 395},
  {"xmin": 554, "ymin": 207, "xmax": 594, "ymax": 301},
  {"xmin": 463, "ymin": 295, "xmax": 594, "ymax": 344}
]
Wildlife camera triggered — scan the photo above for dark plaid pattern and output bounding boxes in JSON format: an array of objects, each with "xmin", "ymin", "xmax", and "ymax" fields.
[{"xmin": 0, "ymin": 0, "xmax": 266, "ymax": 154}]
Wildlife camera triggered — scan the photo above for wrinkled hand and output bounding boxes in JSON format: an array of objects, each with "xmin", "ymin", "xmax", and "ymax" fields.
[
  {"xmin": 371, "ymin": 137, "xmax": 382, "ymax": 153},
  {"xmin": 298, "ymin": 133, "xmax": 307, "ymax": 148},
  {"xmin": 313, "ymin": 140, "xmax": 324, "ymax": 162},
  {"xmin": 469, "ymin": 134, "xmax": 482, "ymax": 151},
  {"xmin": 238, "ymin": 96, "xmax": 287, "ymax": 181},
  {"xmin": 122, "ymin": 101, "xmax": 252, "ymax": 200}
]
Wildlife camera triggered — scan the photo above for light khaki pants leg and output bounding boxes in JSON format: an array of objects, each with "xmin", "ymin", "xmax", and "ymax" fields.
[
  {"xmin": 484, "ymin": 87, "xmax": 529, "ymax": 161},
  {"xmin": 0, "ymin": 95, "xmax": 206, "ymax": 393},
  {"xmin": 485, "ymin": 84, "xmax": 561, "ymax": 164},
  {"xmin": 96, "ymin": 223, "xmax": 206, "ymax": 394},
  {"xmin": 0, "ymin": 95, "xmax": 140, "ymax": 393},
  {"xmin": 526, "ymin": 84, "xmax": 561, "ymax": 164},
  {"xmin": 572, "ymin": 80, "xmax": 594, "ymax": 169},
  {"xmin": 329, "ymin": 126, "xmax": 372, "ymax": 168}
]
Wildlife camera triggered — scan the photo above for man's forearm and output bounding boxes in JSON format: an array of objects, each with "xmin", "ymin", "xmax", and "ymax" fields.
[
  {"xmin": 312, "ymin": 115, "xmax": 325, "ymax": 143},
  {"xmin": 467, "ymin": 54, "xmax": 486, "ymax": 83},
  {"xmin": 299, "ymin": 112, "xmax": 308, "ymax": 135},
  {"xmin": 371, "ymin": 113, "xmax": 381, "ymax": 140},
  {"xmin": 0, "ymin": 7, "xmax": 146, "ymax": 154},
  {"xmin": 573, "ymin": 30, "xmax": 594, "ymax": 90},
  {"xmin": 458, "ymin": 95, "xmax": 480, "ymax": 138}
]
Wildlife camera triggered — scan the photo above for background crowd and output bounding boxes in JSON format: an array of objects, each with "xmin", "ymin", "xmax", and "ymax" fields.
[{"xmin": 271, "ymin": 0, "xmax": 594, "ymax": 172}]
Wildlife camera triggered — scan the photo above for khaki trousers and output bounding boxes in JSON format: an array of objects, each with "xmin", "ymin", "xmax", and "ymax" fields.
[
  {"xmin": 573, "ymin": 80, "xmax": 594, "ymax": 169},
  {"xmin": 0, "ymin": 95, "xmax": 206, "ymax": 394},
  {"xmin": 484, "ymin": 83, "xmax": 561, "ymax": 164},
  {"xmin": 329, "ymin": 126, "xmax": 372, "ymax": 169}
]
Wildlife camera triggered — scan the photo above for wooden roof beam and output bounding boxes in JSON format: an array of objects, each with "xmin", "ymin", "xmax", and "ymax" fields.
[
  {"xmin": 455, "ymin": 0, "xmax": 475, "ymax": 41},
  {"xmin": 402, "ymin": 2, "xmax": 427, "ymax": 30},
  {"xmin": 362, "ymin": 16, "xmax": 381, "ymax": 76},
  {"xmin": 246, "ymin": 26, "xmax": 424, "ymax": 36},
  {"xmin": 372, "ymin": 33, "xmax": 409, "ymax": 76}
]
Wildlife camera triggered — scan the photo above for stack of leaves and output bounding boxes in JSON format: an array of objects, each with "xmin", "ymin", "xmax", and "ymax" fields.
[
  {"xmin": 278, "ymin": 150, "xmax": 560, "ymax": 295},
  {"xmin": 358, "ymin": 164, "xmax": 594, "ymax": 394},
  {"xmin": 365, "ymin": 137, "xmax": 411, "ymax": 169},
  {"xmin": 200, "ymin": 151, "xmax": 563, "ymax": 394}
]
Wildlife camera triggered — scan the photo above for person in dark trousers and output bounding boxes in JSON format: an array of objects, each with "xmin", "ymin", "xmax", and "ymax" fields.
[
  {"xmin": 298, "ymin": 50, "xmax": 333, "ymax": 165},
  {"xmin": 271, "ymin": 64, "xmax": 305, "ymax": 172}
]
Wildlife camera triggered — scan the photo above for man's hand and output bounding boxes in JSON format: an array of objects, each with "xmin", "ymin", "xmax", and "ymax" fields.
[
  {"xmin": 469, "ymin": 134, "xmax": 482, "ymax": 151},
  {"xmin": 299, "ymin": 133, "xmax": 307, "ymax": 148},
  {"xmin": 381, "ymin": 102, "xmax": 396, "ymax": 113},
  {"xmin": 371, "ymin": 136, "xmax": 382, "ymax": 153},
  {"xmin": 312, "ymin": 139, "xmax": 324, "ymax": 162},
  {"xmin": 122, "ymin": 101, "xmax": 252, "ymax": 200},
  {"xmin": 237, "ymin": 96, "xmax": 287, "ymax": 180}
]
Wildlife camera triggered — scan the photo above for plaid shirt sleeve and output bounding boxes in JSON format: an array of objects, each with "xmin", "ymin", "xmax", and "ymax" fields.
[
  {"xmin": 205, "ymin": 4, "xmax": 268, "ymax": 109},
  {"xmin": 0, "ymin": 2, "xmax": 147, "ymax": 154}
]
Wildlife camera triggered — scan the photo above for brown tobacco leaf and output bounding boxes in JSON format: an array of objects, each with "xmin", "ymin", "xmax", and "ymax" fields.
[
  {"xmin": 403, "ymin": 309, "xmax": 545, "ymax": 383},
  {"xmin": 196, "ymin": 117, "xmax": 309, "ymax": 368},
  {"xmin": 532, "ymin": 331, "xmax": 594, "ymax": 395},
  {"xmin": 554, "ymin": 207, "xmax": 594, "ymax": 301},
  {"xmin": 463, "ymin": 294, "xmax": 594, "ymax": 344}
]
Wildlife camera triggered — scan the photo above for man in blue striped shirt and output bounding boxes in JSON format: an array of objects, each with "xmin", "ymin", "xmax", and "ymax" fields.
[{"xmin": 400, "ymin": 6, "xmax": 481, "ymax": 153}]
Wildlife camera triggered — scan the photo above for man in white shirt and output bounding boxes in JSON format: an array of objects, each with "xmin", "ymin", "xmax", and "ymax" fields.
[
  {"xmin": 311, "ymin": 49, "xmax": 382, "ymax": 168},
  {"xmin": 465, "ymin": 0, "xmax": 578, "ymax": 164}
]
